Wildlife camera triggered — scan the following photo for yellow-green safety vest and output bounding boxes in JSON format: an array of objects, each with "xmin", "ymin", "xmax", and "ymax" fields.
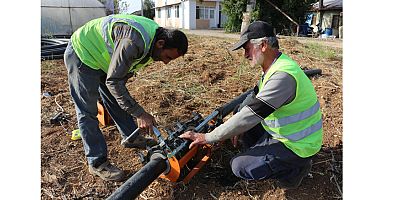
[
  {"xmin": 71, "ymin": 14, "xmax": 159, "ymax": 73},
  {"xmin": 259, "ymin": 53, "xmax": 323, "ymax": 158}
]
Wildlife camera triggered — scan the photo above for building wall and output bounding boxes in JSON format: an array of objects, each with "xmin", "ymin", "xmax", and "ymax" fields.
[
  {"xmin": 311, "ymin": 10, "xmax": 342, "ymax": 37},
  {"xmin": 154, "ymin": 4, "xmax": 180, "ymax": 28},
  {"xmin": 196, "ymin": 19, "xmax": 209, "ymax": 29},
  {"xmin": 155, "ymin": 0, "xmax": 181, "ymax": 7},
  {"xmin": 165, "ymin": 18, "xmax": 181, "ymax": 28},
  {"xmin": 154, "ymin": 7, "xmax": 164, "ymax": 26},
  {"xmin": 195, "ymin": 0, "xmax": 218, "ymax": 29},
  {"xmin": 184, "ymin": 0, "xmax": 196, "ymax": 29},
  {"xmin": 196, "ymin": 0, "xmax": 215, "ymax": 7}
]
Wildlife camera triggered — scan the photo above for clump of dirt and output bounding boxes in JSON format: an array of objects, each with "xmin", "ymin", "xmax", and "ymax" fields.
[
  {"xmin": 41, "ymin": 34, "xmax": 342, "ymax": 199},
  {"xmin": 201, "ymin": 70, "xmax": 226, "ymax": 84}
]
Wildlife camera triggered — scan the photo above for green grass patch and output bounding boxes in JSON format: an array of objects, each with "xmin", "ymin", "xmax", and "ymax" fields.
[
  {"xmin": 304, "ymin": 42, "xmax": 341, "ymax": 60},
  {"xmin": 41, "ymin": 60, "xmax": 57, "ymax": 72},
  {"xmin": 183, "ymin": 83, "xmax": 206, "ymax": 96},
  {"xmin": 233, "ymin": 58, "xmax": 251, "ymax": 79}
]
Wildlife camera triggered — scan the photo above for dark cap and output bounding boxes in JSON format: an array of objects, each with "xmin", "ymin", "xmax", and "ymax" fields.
[{"xmin": 230, "ymin": 21, "xmax": 275, "ymax": 51}]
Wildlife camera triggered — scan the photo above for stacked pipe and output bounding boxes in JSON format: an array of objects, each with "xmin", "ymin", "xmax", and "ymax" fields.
[{"xmin": 41, "ymin": 38, "xmax": 70, "ymax": 60}]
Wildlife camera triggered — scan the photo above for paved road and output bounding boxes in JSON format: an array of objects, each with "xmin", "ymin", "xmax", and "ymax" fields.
[
  {"xmin": 284, "ymin": 35, "xmax": 343, "ymax": 49},
  {"xmin": 182, "ymin": 29, "xmax": 342, "ymax": 49},
  {"xmin": 182, "ymin": 29, "xmax": 240, "ymax": 39}
]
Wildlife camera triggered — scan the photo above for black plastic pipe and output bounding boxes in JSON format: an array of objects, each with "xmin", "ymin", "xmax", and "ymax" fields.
[
  {"xmin": 41, "ymin": 38, "xmax": 69, "ymax": 60},
  {"xmin": 304, "ymin": 69, "xmax": 322, "ymax": 77},
  {"xmin": 41, "ymin": 43, "xmax": 68, "ymax": 50},
  {"xmin": 41, "ymin": 38, "xmax": 69, "ymax": 44},
  {"xmin": 41, "ymin": 48, "xmax": 67, "ymax": 56},
  {"xmin": 41, "ymin": 54, "xmax": 65, "ymax": 60},
  {"xmin": 107, "ymin": 155, "xmax": 167, "ymax": 200},
  {"xmin": 218, "ymin": 89, "xmax": 253, "ymax": 117},
  {"xmin": 41, "ymin": 49, "xmax": 67, "ymax": 60}
]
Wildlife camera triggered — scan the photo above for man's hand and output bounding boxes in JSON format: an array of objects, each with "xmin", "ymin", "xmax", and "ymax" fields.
[
  {"xmin": 179, "ymin": 131, "xmax": 207, "ymax": 149},
  {"xmin": 231, "ymin": 135, "xmax": 239, "ymax": 148},
  {"xmin": 136, "ymin": 112, "xmax": 156, "ymax": 134}
]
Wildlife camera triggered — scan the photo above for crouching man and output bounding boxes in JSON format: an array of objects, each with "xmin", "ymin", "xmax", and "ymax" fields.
[{"xmin": 179, "ymin": 21, "xmax": 322, "ymax": 189}]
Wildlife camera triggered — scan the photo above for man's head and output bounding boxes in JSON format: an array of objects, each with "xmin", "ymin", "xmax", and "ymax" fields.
[
  {"xmin": 152, "ymin": 28, "xmax": 188, "ymax": 64},
  {"xmin": 230, "ymin": 21, "xmax": 279, "ymax": 67}
]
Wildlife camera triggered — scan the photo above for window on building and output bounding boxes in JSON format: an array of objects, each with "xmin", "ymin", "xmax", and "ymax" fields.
[
  {"xmin": 157, "ymin": 8, "xmax": 161, "ymax": 18},
  {"xmin": 210, "ymin": 9, "xmax": 214, "ymax": 19},
  {"xmin": 198, "ymin": 6, "xmax": 205, "ymax": 19},
  {"xmin": 204, "ymin": 8, "xmax": 209, "ymax": 19},
  {"xmin": 332, "ymin": 15, "xmax": 340, "ymax": 28},
  {"xmin": 174, "ymin": 5, "xmax": 179, "ymax": 18},
  {"xmin": 196, "ymin": 6, "xmax": 215, "ymax": 19},
  {"xmin": 167, "ymin": 6, "xmax": 171, "ymax": 18}
]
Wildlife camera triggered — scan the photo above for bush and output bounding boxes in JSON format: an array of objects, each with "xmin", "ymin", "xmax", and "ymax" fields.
[{"xmin": 221, "ymin": 0, "xmax": 247, "ymax": 33}]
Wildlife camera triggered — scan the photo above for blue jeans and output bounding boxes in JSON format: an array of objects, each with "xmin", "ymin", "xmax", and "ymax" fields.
[
  {"xmin": 230, "ymin": 124, "xmax": 313, "ymax": 181},
  {"xmin": 64, "ymin": 42, "xmax": 138, "ymax": 167}
]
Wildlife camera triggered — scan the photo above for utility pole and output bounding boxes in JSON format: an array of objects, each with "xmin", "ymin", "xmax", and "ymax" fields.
[
  {"xmin": 240, "ymin": 0, "xmax": 256, "ymax": 34},
  {"xmin": 318, "ymin": 0, "xmax": 324, "ymax": 30}
]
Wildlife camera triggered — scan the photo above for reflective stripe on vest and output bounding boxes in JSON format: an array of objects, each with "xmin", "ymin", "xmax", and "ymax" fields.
[
  {"xmin": 256, "ymin": 53, "xmax": 322, "ymax": 157},
  {"xmin": 263, "ymin": 101, "xmax": 320, "ymax": 128},
  {"xmin": 101, "ymin": 15, "xmax": 151, "ymax": 57},
  {"xmin": 263, "ymin": 118, "xmax": 322, "ymax": 141}
]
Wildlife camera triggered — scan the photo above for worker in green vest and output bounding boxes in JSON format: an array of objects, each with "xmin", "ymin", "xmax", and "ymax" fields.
[
  {"xmin": 64, "ymin": 14, "xmax": 188, "ymax": 181},
  {"xmin": 180, "ymin": 21, "xmax": 322, "ymax": 189}
]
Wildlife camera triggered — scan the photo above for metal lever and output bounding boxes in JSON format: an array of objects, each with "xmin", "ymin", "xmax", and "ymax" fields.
[
  {"xmin": 152, "ymin": 126, "xmax": 166, "ymax": 147},
  {"xmin": 121, "ymin": 127, "xmax": 140, "ymax": 146}
]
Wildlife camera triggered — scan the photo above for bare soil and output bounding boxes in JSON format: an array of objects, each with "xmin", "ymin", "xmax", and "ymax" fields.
[{"xmin": 41, "ymin": 34, "xmax": 342, "ymax": 199}]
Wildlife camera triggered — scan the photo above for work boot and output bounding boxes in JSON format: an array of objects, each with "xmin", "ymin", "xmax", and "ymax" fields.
[
  {"xmin": 88, "ymin": 160, "xmax": 124, "ymax": 181},
  {"xmin": 122, "ymin": 135, "xmax": 158, "ymax": 149},
  {"xmin": 278, "ymin": 160, "xmax": 312, "ymax": 189}
]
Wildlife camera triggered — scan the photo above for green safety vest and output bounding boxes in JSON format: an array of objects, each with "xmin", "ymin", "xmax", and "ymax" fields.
[
  {"xmin": 71, "ymin": 14, "xmax": 159, "ymax": 73},
  {"xmin": 259, "ymin": 53, "xmax": 323, "ymax": 158}
]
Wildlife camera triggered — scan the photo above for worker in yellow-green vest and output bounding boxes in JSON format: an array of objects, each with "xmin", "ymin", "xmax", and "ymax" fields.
[
  {"xmin": 64, "ymin": 14, "xmax": 188, "ymax": 181},
  {"xmin": 180, "ymin": 21, "xmax": 322, "ymax": 189}
]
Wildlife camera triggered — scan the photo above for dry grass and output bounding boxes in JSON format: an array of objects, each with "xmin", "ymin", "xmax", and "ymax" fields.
[{"xmin": 41, "ymin": 34, "xmax": 342, "ymax": 199}]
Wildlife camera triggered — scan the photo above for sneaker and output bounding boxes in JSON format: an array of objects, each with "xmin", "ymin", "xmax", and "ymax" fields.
[
  {"xmin": 121, "ymin": 135, "xmax": 158, "ymax": 149},
  {"xmin": 88, "ymin": 161, "xmax": 124, "ymax": 181},
  {"xmin": 278, "ymin": 160, "xmax": 312, "ymax": 189}
]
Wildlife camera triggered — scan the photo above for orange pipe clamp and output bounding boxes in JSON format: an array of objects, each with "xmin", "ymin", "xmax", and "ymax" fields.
[{"xmin": 161, "ymin": 144, "xmax": 212, "ymax": 183}]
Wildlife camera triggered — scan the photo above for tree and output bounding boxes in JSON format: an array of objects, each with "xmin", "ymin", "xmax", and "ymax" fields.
[
  {"xmin": 221, "ymin": 0, "xmax": 248, "ymax": 33},
  {"xmin": 97, "ymin": 0, "xmax": 128, "ymax": 14},
  {"xmin": 222, "ymin": 0, "xmax": 314, "ymax": 35},
  {"xmin": 117, "ymin": 0, "xmax": 129, "ymax": 14},
  {"xmin": 252, "ymin": 0, "xmax": 315, "ymax": 35},
  {"xmin": 143, "ymin": 0, "xmax": 155, "ymax": 19}
]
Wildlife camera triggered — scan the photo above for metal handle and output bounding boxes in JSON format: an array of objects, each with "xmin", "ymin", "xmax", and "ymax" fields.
[
  {"xmin": 152, "ymin": 126, "xmax": 166, "ymax": 147},
  {"xmin": 121, "ymin": 127, "xmax": 140, "ymax": 145}
]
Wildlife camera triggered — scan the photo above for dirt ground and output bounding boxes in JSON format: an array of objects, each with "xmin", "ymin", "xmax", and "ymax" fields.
[{"xmin": 41, "ymin": 34, "xmax": 342, "ymax": 199}]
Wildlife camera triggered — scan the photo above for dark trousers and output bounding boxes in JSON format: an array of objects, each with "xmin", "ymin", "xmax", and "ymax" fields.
[
  {"xmin": 230, "ymin": 124, "xmax": 313, "ymax": 181},
  {"xmin": 64, "ymin": 42, "xmax": 138, "ymax": 167}
]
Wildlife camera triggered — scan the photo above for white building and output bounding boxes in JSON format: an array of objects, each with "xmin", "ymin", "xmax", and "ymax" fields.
[
  {"xmin": 154, "ymin": 0, "xmax": 228, "ymax": 30},
  {"xmin": 310, "ymin": 0, "xmax": 343, "ymax": 38}
]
